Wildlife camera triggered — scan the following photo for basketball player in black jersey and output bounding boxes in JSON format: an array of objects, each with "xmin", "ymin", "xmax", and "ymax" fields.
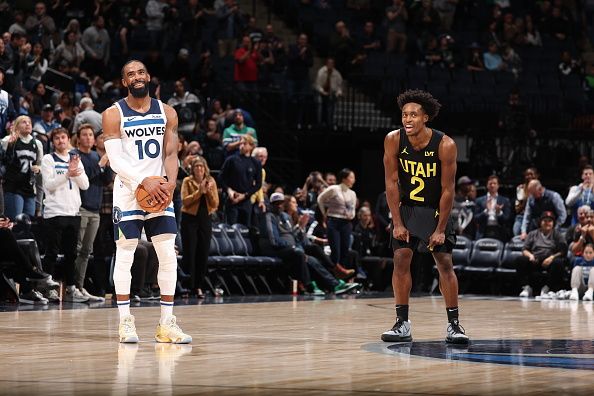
[{"xmin": 381, "ymin": 90, "xmax": 469, "ymax": 344}]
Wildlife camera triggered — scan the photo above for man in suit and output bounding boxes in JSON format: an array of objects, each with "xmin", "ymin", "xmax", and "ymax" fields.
[{"xmin": 474, "ymin": 175, "xmax": 512, "ymax": 241}]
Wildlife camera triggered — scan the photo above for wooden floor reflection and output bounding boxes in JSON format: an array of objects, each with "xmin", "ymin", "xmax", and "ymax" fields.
[{"xmin": 2, "ymin": 295, "xmax": 594, "ymax": 395}]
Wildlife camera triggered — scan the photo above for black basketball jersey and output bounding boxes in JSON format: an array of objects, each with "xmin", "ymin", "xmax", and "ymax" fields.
[{"xmin": 398, "ymin": 128, "xmax": 444, "ymax": 208}]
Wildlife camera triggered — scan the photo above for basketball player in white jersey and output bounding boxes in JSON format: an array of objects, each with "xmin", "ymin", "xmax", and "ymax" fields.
[{"xmin": 102, "ymin": 60, "xmax": 191, "ymax": 344}]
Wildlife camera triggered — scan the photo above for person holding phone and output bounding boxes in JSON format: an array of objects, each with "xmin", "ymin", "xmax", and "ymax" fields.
[{"xmin": 40, "ymin": 127, "xmax": 89, "ymax": 303}]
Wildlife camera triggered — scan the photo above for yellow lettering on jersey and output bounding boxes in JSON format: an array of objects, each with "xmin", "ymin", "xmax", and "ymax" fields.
[
  {"xmin": 427, "ymin": 162, "xmax": 437, "ymax": 177},
  {"xmin": 424, "ymin": 151, "xmax": 434, "ymax": 156},
  {"xmin": 399, "ymin": 158, "xmax": 409, "ymax": 173},
  {"xmin": 416, "ymin": 162, "xmax": 427, "ymax": 178}
]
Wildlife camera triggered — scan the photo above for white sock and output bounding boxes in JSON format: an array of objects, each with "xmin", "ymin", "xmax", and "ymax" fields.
[
  {"xmin": 160, "ymin": 300, "xmax": 174, "ymax": 324},
  {"xmin": 117, "ymin": 300, "xmax": 131, "ymax": 319}
]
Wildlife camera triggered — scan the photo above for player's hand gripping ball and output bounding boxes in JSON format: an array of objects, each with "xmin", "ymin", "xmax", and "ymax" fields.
[{"xmin": 135, "ymin": 176, "xmax": 172, "ymax": 213}]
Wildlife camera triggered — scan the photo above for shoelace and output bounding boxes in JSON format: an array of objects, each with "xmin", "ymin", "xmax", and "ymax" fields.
[
  {"xmin": 122, "ymin": 320, "xmax": 136, "ymax": 334},
  {"xmin": 166, "ymin": 318, "xmax": 184, "ymax": 334},
  {"xmin": 391, "ymin": 319, "xmax": 406, "ymax": 332},
  {"xmin": 448, "ymin": 321, "xmax": 466, "ymax": 335}
]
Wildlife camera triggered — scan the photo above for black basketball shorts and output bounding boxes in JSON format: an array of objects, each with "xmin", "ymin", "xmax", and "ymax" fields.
[{"xmin": 390, "ymin": 205, "xmax": 456, "ymax": 253}]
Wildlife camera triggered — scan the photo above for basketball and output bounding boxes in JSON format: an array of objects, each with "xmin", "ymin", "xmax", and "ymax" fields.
[{"xmin": 135, "ymin": 176, "xmax": 171, "ymax": 213}]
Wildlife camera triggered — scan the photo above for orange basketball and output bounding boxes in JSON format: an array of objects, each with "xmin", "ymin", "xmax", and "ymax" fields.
[{"xmin": 135, "ymin": 176, "xmax": 171, "ymax": 213}]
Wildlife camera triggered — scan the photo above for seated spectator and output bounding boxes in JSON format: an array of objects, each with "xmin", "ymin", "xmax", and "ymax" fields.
[
  {"xmin": 438, "ymin": 34, "xmax": 456, "ymax": 69},
  {"xmin": 421, "ymin": 35, "xmax": 442, "ymax": 67},
  {"xmin": 201, "ymin": 118, "xmax": 225, "ymax": 171},
  {"xmin": 517, "ymin": 211, "xmax": 568, "ymax": 298},
  {"xmin": 314, "ymin": 58, "xmax": 343, "ymax": 128},
  {"xmin": 569, "ymin": 243, "xmax": 594, "ymax": 301},
  {"xmin": 501, "ymin": 44, "xmax": 521, "ymax": 77},
  {"xmin": 352, "ymin": 206, "xmax": 381, "ymax": 258},
  {"xmin": 29, "ymin": 82, "xmax": 49, "ymax": 116},
  {"xmin": 566, "ymin": 165, "xmax": 594, "ymax": 224},
  {"xmin": 520, "ymin": 179, "xmax": 567, "ymax": 239},
  {"xmin": 1, "ymin": 116, "xmax": 43, "ymax": 220},
  {"xmin": 568, "ymin": 207, "xmax": 594, "ymax": 257},
  {"xmin": 474, "ymin": 175, "xmax": 512, "ymax": 241},
  {"xmin": 0, "ymin": 217, "xmax": 54, "ymax": 304},
  {"xmin": 251, "ymin": 147, "xmax": 268, "ymax": 216},
  {"xmin": 466, "ymin": 42, "xmax": 485, "ymax": 71},
  {"xmin": 259, "ymin": 192, "xmax": 357, "ymax": 295},
  {"xmin": 450, "ymin": 176, "xmax": 477, "ymax": 239},
  {"xmin": 222, "ymin": 109, "xmax": 258, "ymax": 157},
  {"xmin": 523, "ymin": 15, "xmax": 542, "ymax": 46},
  {"xmin": 33, "ymin": 104, "xmax": 61, "ymax": 152},
  {"xmin": 357, "ymin": 21, "xmax": 382, "ymax": 54},
  {"xmin": 513, "ymin": 167, "xmax": 539, "ymax": 235},
  {"xmin": 483, "ymin": 41, "xmax": 506, "ymax": 71},
  {"xmin": 558, "ymin": 50, "xmax": 581, "ymax": 76},
  {"xmin": 167, "ymin": 80, "xmax": 203, "ymax": 138}
]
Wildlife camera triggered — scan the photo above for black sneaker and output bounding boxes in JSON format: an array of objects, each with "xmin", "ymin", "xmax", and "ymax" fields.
[
  {"xmin": 138, "ymin": 287, "xmax": 154, "ymax": 301},
  {"xmin": 381, "ymin": 318, "xmax": 412, "ymax": 342},
  {"xmin": 446, "ymin": 319, "xmax": 469, "ymax": 344}
]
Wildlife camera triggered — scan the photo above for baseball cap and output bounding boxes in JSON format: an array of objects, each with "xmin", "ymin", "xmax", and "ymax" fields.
[
  {"xmin": 42, "ymin": 104, "xmax": 53, "ymax": 111},
  {"xmin": 457, "ymin": 176, "xmax": 473, "ymax": 186},
  {"xmin": 270, "ymin": 192, "xmax": 285, "ymax": 203},
  {"xmin": 540, "ymin": 211, "xmax": 556, "ymax": 222}
]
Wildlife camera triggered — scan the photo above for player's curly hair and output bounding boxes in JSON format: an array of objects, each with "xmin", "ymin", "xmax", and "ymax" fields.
[{"xmin": 397, "ymin": 89, "xmax": 441, "ymax": 121}]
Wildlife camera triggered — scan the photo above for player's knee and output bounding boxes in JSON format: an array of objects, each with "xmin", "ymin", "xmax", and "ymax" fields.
[
  {"xmin": 152, "ymin": 234, "xmax": 177, "ymax": 269},
  {"xmin": 113, "ymin": 238, "xmax": 138, "ymax": 295},
  {"xmin": 435, "ymin": 255, "xmax": 454, "ymax": 274}
]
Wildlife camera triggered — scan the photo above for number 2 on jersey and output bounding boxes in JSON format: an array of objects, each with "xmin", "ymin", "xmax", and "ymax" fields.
[
  {"xmin": 410, "ymin": 176, "xmax": 425, "ymax": 202},
  {"xmin": 135, "ymin": 139, "xmax": 160, "ymax": 160}
]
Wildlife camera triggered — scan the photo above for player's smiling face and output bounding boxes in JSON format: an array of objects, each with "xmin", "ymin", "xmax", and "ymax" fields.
[
  {"xmin": 401, "ymin": 102, "xmax": 428, "ymax": 136},
  {"xmin": 122, "ymin": 62, "xmax": 150, "ymax": 98}
]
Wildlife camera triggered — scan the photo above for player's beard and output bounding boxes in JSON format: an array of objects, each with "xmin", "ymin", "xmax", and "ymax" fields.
[{"xmin": 128, "ymin": 81, "xmax": 149, "ymax": 98}]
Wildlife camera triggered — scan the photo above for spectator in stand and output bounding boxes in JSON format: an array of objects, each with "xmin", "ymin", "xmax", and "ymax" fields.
[
  {"xmin": 501, "ymin": 44, "xmax": 522, "ymax": 78},
  {"xmin": 466, "ymin": 42, "xmax": 485, "ymax": 71},
  {"xmin": 451, "ymin": 176, "xmax": 477, "ymax": 239},
  {"xmin": 383, "ymin": 0, "xmax": 409, "ymax": 55},
  {"xmin": 233, "ymin": 36, "xmax": 260, "ymax": 99},
  {"xmin": 73, "ymin": 124, "xmax": 110, "ymax": 303},
  {"xmin": 352, "ymin": 205, "xmax": 381, "ymax": 258},
  {"xmin": 547, "ymin": 6, "xmax": 570, "ymax": 41},
  {"xmin": 501, "ymin": 12, "xmax": 520, "ymax": 44},
  {"xmin": 222, "ymin": 109, "xmax": 257, "ymax": 157},
  {"xmin": 357, "ymin": 21, "xmax": 382, "ymax": 54},
  {"xmin": 523, "ymin": 15, "xmax": 542, "ymax": 47},
  {"xmin": 374, "ymin": 191, "xmax": 392, "ymax": 256},
  {"xmin": 329, "ymin": 20, "xmax": 355, "ymax": 76},
  {"xmin": 251, "ymin": 146, "xmax": 268, "ymax": 216},
  {"xmin": 483, "ymin": 41, "xmax": 506, "ymax": 71},
  {"xmin": 181, "ymin": 156, "xmax": 219, "ymax": 298},
  {"xmin": 286, "ymin": 33, "xmax": 314, "ymax": 129},
  {"xmin": 513, "ymin": 167, "xmax": 539, "ymax": 236},
  {"xmin": 24, "ymin": 42, "xmax": 48, "ymax": 89},
  {"xmin": 167, "ymin": 80, "xmax": 203, "ymax": 139},
  {"xmin": 29, "ymin": 82, "xmax": 49, "ymax": 117},
  {"xmin": 317, "ymin": 168, "xmax": 357, "ymax": 272},
  {"xmin": 8, "ymin": 10, "xmax": 27, "ymax": 36},
  {"xmin": 219, "ymin": 135, "xmax": 262, "ymax": 226},
  {"xmin": 569, "ymin": 243, "xmax": 594, "ymax": 301},
  {"xmin": 51, "ymin": 30, "xmax": 85, "ymax": 73},
  {"xmin": 324, "ymin": 172, "xmax": 337, "ymax": 186},
  {"xmin": 201, "ymin": 118, "xmax": 225, "ymax": 171},
  {"xmin": 72, "ymin": 97, "xmax": 102, "ymax": 136},
  {"xmin": 216, "ymin": 0, "xmax": 244, "ymax": 57},
  {"xmin": 517, "ymin": 211, "xmax": 568, "ymax": 298},
  {"xmin": 567, "ymin": 205, "xmax": 594, "ymax": 258},
  {"xmin": 520, "ymin": 179, "xmax": 567, "ymax": 239},
  {"xmin": 302, "ymin": 171, "xmax": 327, "ymax": 210},
  {"xmin": 433, "ymin": 0, "xmax": 458, "ymax": 31},
  {"xmin": 25, "ymin": 2, "xmax": 56, "ymax": 50},
  {"xmin": 0, "ymin": 116, "xmax": 43, "ymax": 220},
  {"xmin": 145, "ymin": 0, "xmax": 168, "ymax": 49},
  {"xmin": 412, "ymin": 0, "xmax": 441, "ymax": 37},
  {"xmin": 438, "ymin": 34, "xmax": 456, "ymax": 69},
  {"xmin": 0, "ymin": 68, "xmax": 16, "ymax": 138},
  {"xmin": 169, "ymin": 48, "xmax": 192, "ymax": 82},
  {"xmin": 81, "ymin": 15, "xmax": 110, "ymax": 77},
  {"xmin": 558, "ymin": 50, "xmax": 581, "ymax": 76},
  {"xmin": 474, "ymin": 175, "xmax": 512, "ymax": 241},
  {"xmin": 33, "ymin": 104, "xmax": 60, "ymax": 152},
  {"xmin": 566, "ymin": 165, "xmax": 594, "ymax": 224},
  {"xmin": 314, "ymin": 58, "xmax": 343, "ymax": 128},
  {"xmin": 41, "ymin": 128, "xmax": 89, "ymax": 303}
]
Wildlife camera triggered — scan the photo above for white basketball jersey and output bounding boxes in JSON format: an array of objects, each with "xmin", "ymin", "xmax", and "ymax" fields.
[{"xmin": 114, "ymin": 98, "xmax": 167, "ymax": 188}]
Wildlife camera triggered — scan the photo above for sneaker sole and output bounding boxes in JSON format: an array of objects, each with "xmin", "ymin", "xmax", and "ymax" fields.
[
  {"xmin": 155, "ymin": 335, "xmax": 192, "ymax": 344},
  {"xmin": 120, "ymin": 336, "xmax": 139, "ymax": 343},
  {"xmin": 335, "ymin": 283, "xmax": 360, "ymax": 295},
  {"xmin": 446, "ymin": 337, "xmax": 470, "ymax": 344},
  {"xmin": 381, "ymin": 334, "xmax": 412, "ymax": 342}
]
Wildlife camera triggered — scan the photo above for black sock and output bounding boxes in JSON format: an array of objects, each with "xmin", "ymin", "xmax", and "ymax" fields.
[
  {"xmin": 446, "ymin": 307, "xmax": 459, "ymax": 322},
  {"xmin": 396, "ymin": 304, "xmax": 409, "ymax": 321}
]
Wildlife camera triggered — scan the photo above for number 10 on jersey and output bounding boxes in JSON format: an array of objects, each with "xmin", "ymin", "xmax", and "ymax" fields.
[{"xmin": 135, "ymin": 139, "xmax": 161, "ymax": 160}]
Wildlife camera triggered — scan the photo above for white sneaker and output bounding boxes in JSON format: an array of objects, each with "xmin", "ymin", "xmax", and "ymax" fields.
[
  {"xmin": 569, "ymin": 288, "xmax": 580, "ymax": 301},
  {"xmin": 38, "ymin": 275, "xmax": 60, "ymax": 289},
  {"xmin": 43, "ymin": 288, "xmax": 61, "ymax": 303},
  {"xmin": 519, "ymin": 285, "xmax": 533, "ymax": 298},
  {"xmin": 155, "ymin": 315, "xmax": 192, "ymax": 344},
  {"xmin": 584, "ymin": 289, "xmax": 593, "ymax": 301},
  {"xmin": 540, "ymin": 285, "xmax": 551, "ymax": 298},
  {"xmin": 555, "ymin": 290, "xmax": 567, "ymax": 300},
  {"xmin": 381, "ymin": 319, "xmax": 412, "ymax": 342},
  {"xmin": 63, "ymin": 285, "xmax": 89, "ymax": 303},
  {"xmin": 79, "ymin": 288, "xmax": 105, "ymax": 303},
  {"xmin": 119, "ymin": 315, "xmax": 139, "ymax": 343},
  {"xmin": 446, "ymin": 319, "xmax": 470, "ymax": 344},
  {"xmin": 19, "ymin": 290, "xmax": 48, "ymax": 305}
]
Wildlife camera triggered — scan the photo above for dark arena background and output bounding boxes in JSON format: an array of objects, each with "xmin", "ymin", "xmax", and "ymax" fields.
[{"xmin": 1, "ymin": 1, "xmax": 594, "ymax": 395}]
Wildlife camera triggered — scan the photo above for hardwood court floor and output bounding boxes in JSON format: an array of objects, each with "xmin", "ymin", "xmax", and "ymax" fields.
[{"xmin": 2, "ymin": 295, "xmax": 594, "ymax": 395}]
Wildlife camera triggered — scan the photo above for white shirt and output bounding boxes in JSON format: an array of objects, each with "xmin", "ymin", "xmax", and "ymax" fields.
[
  {"xmin": 317, "ymin": 183, "xmax": 356, "ymax": 220},
  {"xmin": 41, "ymin": 151, "xmax": 89, "ymax": 218}
]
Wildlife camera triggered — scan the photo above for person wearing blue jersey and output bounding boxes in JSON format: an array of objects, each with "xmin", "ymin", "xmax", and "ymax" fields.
[{"xmin": 102, "ymin": 60, "xmax": 191, "ymax": 344}]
